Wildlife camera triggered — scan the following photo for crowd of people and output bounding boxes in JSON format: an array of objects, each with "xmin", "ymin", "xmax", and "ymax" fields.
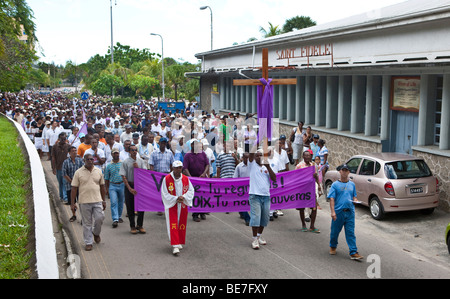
[{"xmin": 1, "ymin": 89, "xmax": 363, "ymax": 259}]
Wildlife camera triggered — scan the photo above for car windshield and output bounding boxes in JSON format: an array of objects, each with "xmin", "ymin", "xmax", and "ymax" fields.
[{"xmin": 384, "ymin": 160, "xmax": 432, "ymax": 179}]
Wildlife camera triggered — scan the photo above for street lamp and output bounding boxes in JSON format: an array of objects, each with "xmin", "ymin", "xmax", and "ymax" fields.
[
  {"xmin": 200, "ymin": 5, "xmax": 213, "ymax": 50},
  {"xmin": 150, "ymin": 33, "xmax": 165, "ymax": 101},
  {"xmin": 110, "ymin": 0, "xmax": 117, "ymax": 98}
]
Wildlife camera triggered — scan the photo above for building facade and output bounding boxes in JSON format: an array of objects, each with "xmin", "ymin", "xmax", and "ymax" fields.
[{"xmin": 190, "ymin": 0, "xmax": 450, "ymax": 211}]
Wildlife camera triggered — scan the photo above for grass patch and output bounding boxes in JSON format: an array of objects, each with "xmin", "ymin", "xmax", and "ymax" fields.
[{"xmin": 0, "ymin": 117, "xmax": 32, "ymax": 279}]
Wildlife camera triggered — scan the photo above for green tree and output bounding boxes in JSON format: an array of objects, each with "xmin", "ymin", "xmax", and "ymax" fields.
[
  {"xmin": 0, "ymin": 0, "xmax": 37, "ymax": 91},
  {"xmin": 63, "ymin": 60, "xmax": 83, "ymax": 87},
  {"xmin": 282, "ymin": 16, "xmax": 316, "ymax": 33},
  {"xmin": 128, "ymin": 74, "xmax": 158, "ymax": 99},
  {"xmin": 28, "ymin": 67, "xmax": 50, "ymax": 88},
  {"xmin": 106, "ymin": 42, "xmax": 155, "ymax": 69},
  {"xmin": 91, "ymin": 74, "xmax": 124, "ymax": 96},
  {"xmin": 183, "ymin": 77, "xmax": 199, "ymax": 102},
  {"xmin": 82, "ymin": 54, "xmax": 109, "ymax": 89},
  {"xmin": 259, "ymin": 22, "xmax": 281, "ymax": 38}
]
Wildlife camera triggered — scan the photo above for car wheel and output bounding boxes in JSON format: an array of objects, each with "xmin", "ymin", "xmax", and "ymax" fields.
[{"xmin": 370, "ymin": 197, "xmax": 385, "ymax": 220}]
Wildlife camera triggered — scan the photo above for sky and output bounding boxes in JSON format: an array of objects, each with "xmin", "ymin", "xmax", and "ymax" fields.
[{"xmin": 27, "ymin": 0, "xmax": 407, "ymax": 66}]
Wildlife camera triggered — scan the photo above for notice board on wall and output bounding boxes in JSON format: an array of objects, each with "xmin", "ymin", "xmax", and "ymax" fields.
[{"xmin": 390, "ymin": 76, "xmax": 421, "ymax": 112}]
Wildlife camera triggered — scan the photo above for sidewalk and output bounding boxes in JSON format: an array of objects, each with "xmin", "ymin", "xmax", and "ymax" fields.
[{"xmin": 43, "ymin": 159, "xmax": 112, "ymax": 278}]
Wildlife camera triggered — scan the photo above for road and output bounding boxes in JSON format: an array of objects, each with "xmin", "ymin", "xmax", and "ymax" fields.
[{"xmin": 43, "ymin": 159, "xmax": 450, "ymax": 280}]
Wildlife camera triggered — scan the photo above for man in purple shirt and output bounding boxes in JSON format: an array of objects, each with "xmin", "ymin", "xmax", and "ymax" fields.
[{"xmin": 183, "ymin": 139, "xmax": 210, "ymax": 222}]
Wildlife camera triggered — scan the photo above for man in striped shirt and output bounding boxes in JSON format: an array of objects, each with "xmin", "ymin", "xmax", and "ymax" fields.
[
  {"xmin": 62, "ymin": 146, "xmax": 84, "ymax": 222},
  {"xmin": 104, "ymin": 148, "xmax": 124, "ymax": 228},
  {"xmin": 216, "ymin": 141, "xmax": 239, "ymax": 179}
]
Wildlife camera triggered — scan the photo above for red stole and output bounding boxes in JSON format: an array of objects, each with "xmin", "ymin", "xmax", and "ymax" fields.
[{"xmin": 165, "ymin": 174, "xmax": 190, "ymax": 245}]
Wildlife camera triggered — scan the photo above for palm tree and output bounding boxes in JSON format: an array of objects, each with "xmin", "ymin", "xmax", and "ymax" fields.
[
  {"xmin": 282, "ymin": 16, "xmax": 317, "ymax": 33},
  {"xmin": 165, "ymin": 64, "xmax": 186, "ymax": 101},
  {"xmin": 102, "ymin": 62, "xmax": 133, "ymax": 96},
  {"xmin": 259, "ymin": 22, "xmax": 282, "ymax": 38}
]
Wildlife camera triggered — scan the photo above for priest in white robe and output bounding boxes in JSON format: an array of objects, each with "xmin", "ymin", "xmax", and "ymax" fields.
[{"xmin": 161, "ymin": 160, "xmax": 195, "ymax": 256}]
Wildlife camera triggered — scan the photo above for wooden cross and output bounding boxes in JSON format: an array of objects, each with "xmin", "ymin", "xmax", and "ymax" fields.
[
  {"xmin": 232, "ymin": 48, "xmax": 297, "ymax": 155},
  {"xmin": 232, "ymin": 48, "xmax": 297, "ymax": 92}
]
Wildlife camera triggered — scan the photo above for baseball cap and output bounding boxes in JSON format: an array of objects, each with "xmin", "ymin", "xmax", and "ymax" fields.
[
  {"xmin": 172, "ymin": 160, "xmax": 183, "ymax": 168},
  {"xmin": 337, "ymin": 164, "xmax": 349, "ymax": 171}
]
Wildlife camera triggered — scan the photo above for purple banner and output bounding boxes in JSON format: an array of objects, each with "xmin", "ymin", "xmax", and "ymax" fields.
[{"xmin": 134, "ymin": 166, "xmax": 316, "ymax": 213}]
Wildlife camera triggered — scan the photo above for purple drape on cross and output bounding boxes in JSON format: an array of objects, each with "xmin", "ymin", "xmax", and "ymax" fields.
[{"xmin": 256, "ymin": 78, "xmax": 273, "ymax": 144}]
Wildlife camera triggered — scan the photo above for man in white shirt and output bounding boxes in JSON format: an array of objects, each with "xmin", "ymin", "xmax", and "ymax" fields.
[
  {"xmin": 120, "ymin": 140, "xmax": 141, "ymax": 162},
  {"xmin": 272, "ymin": 139, "xmax": 290, "ymax": 218},
  {"xmin": 137, "ymin": 135, "xmax": 153, "ymax": 162},
  {"xmin": 47, "ymin": 120, "xmax": 62, "ymax": 156},
  {"xmin": 74, "ymin": 116, "xmax": 85, "ymax": 130},
  {"xmin": 233, "ymin": 152, "xmax": 250, "ymax": 225},
  {"xmin": 120, "ymin": 124, "xmax": 133, "ymax": 143},
  {"xmin": 248, "ymin": 146, "xmax": 277, "ymax": 250},
  {"xmin": 151, "ymin": 120, "xmax": 161, "ymax": 135},
  {"xmin": 84, "ymin": 139, "xmax": 106, "ymax": 170},
  {"xmin": 267, "ymin": 146, "xmax": 284, "ymax": 221},
  {"xmin": 159, "ymin": 120, "xmax": 171, "ymax": 138}
]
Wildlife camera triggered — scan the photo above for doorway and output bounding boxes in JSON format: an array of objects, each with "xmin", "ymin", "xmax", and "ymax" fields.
[{"xmin": 390, "ymin": 110, "xmax": 419, "ymax": 154}]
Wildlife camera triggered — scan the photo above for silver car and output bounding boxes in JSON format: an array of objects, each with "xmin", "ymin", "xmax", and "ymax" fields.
[{"xmin": 324, "ymin": 153, "xmax": 439, "ymax": 220}]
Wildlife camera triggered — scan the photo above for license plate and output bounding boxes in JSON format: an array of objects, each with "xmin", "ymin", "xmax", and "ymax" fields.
[{"xmin": 410, "ymin": 187, "xmax": 423, "ymax": 194}]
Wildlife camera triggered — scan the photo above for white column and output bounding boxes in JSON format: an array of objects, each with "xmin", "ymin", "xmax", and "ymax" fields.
[
  {"xmin": 219, "ymin": 77, "xmax": 225, "ymax": 109},
  {"xmin": 440, "ymin": 74, "xmax": 450, "ymax": 150},
  {"xmin": 245, "ymin": 86, "xmax": 251, "ymax": 113},
  {"xmin": 273, "ymin": 77, "xmax": 279, "ymax": 118},
  {"xmin": 337, "ymin": 75, "xmax": 351, "ymax": 131},
  {"xmin": 365, "ymin": 75, "xmax": 381, "ymax": 136},
  {"xmin": 295, "ymin": 76, "xmax": 305, "ymax": 123},
  {"xmin": 315, "ymin": 76, "xmax": 326, "ymax": 127},
  {"xmin": 240, "ymin": 85, "xmax": 245, "ymax": 112},
  {"xmin": 418, "ymin": 75, "xmax": 437, "ymax": 146},
  {"xmin": 380, "ymin": 75, "xmax": 391, "ymax": 140},
  {"xmin": 278, "ymin": 77, "xmax": 286, "ymax": 119},
  {"xmin": 287, "ymin": 83, "xmax": 295, "ymax": 121},
  {"xmin": 233, "ymin": 84, "xmax": 238, "ymax": 111},
  {"xmin": 326, "ymin": 76, "xmax": 338, "ymax": 129},
  {"xmin": 305, "ymin": 76, "xmax": 315, "ymax": 125},
  {"xmin": 351, "ymin": 75, "xmax": 366, "ymax": 134}
]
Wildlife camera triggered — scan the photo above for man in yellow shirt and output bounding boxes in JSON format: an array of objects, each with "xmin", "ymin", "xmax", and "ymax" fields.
[{"xmin": 71, "ymin": 153, "xmax": 106, "ymax": 251}]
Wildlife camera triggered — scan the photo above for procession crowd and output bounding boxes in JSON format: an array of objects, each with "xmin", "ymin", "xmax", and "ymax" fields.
[{"xmin": 1, "ymin": 89, "xmax": 362, "ymax": 259}]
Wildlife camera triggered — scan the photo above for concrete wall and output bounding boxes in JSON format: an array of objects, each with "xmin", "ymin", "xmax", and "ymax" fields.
[{"xmin": 413, "ymin": 149, "xmax": 450, "ymax": 212}]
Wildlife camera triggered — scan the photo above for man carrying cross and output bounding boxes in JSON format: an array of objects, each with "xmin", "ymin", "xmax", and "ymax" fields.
[
  {"xmin": 161, "ymin": 160, "xmax": 195, "ymax": 256},
  {"xmin": 233, "ymin": 48, "xmax": 296, "ymax": 149},
  {"xmin": 233, "ymin": 48, "xmax": 297, "ymax": 248}
]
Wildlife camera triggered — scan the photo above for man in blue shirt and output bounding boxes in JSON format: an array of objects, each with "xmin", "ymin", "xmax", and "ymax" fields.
[{"xmin": 327, "ymin": 163, "xmax": 363, "ymax": 260}]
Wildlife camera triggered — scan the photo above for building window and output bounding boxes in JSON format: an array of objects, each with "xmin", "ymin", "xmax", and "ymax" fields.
[{"xmin": 435, "ymin": 75, "xmax": 443, "ymax": 145}]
